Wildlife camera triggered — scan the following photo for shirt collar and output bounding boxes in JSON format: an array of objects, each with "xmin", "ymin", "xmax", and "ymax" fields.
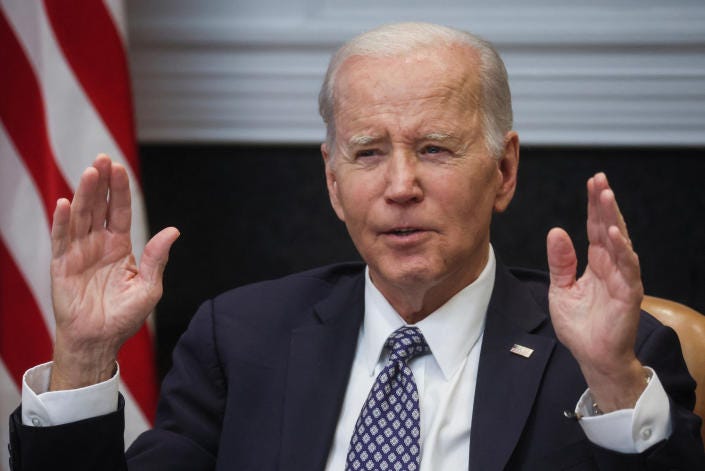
[{"xmin": 362, "ymin": 245, "xmax": 496, "ymax": 380}]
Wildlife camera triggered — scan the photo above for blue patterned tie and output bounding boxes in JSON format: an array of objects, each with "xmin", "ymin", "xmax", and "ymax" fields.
[{"xmin": 346, "ymin": 326, "xmax": 431, "ymax": 471}]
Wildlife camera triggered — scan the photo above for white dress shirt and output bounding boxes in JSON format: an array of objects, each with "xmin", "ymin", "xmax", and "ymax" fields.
[
  {"xmin": 324, "ymin": 250, "xmax": 494, "ymax": 470},
  {"xmin": 22, "ymin": 246, "xmax": 671, "ymax": 466}
]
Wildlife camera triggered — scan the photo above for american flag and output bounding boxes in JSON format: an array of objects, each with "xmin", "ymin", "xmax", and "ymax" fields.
[{"xmin": 0, "ymin": 1, "xmax": 157, "ymax": 467}]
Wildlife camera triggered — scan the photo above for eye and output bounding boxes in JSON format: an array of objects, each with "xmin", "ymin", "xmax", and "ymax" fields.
[
  {"xmin": 355, "ymin": 149, "xmax": 379, "ymax": 159},
  {"xmin": 420, "ymin": 145, "xmax": 449, "ymax": 157}
]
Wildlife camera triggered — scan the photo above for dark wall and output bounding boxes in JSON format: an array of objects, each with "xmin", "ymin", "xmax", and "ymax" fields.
[{"xmin": 141, "ymin": 144, "xmax": 705, "ymax": 379}]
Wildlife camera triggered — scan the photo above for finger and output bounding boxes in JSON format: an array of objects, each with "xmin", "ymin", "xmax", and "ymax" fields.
[
  {"xmin": 106, "ymin": 163, "xmax": 131, "ymax": 234},
  {"xmin": 586, "ymin": 174, "xmax": 602, "ymax": 244},
  {"xmin": 593, "ymin": 173, "xmax": 629, "ymax": 237},
  {"xmin": 138, "ymin": 227, "xmax": 180, "ymax": 289},
  {"xmin": 51, "ymin": 198, "xmax": 71, "ymax": 258},
  {"xmin": 546, "ymin": 227, "xmax": 578, "ymax": 289},
  {"xmin": 69, "ymin": 167, "xmax": 100, "ymax": 238},
  {"xmin": 598, "ymin": 186, "xmax": 630, "ymax": 244},
  {"xmin": 590, "ymin": 189, "xmax": 632, "ymax": 267},
  {"xmin": 607, "ymin": 225, "xmax": 641, "ymax": 282},
  {"xmin": 587, "ymin": 173, "xmax": 630, "ymax": 248},
  {"xmin": 91, "ymin": 154, "xmax": 112, "ymax": 231}
]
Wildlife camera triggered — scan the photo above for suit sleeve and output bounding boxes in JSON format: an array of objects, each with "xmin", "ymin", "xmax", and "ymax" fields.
[
  {"xmin": 8, "ymin": 399, "xmax": 126, "ymax": 471},
  {"xmin": 8, "ymin": 299, "xmax": 227, "ymax": 471},
  {"xmin": 126, "ymin": 298, "xmax": 227, "ymax": 470},
  {"xmin": 593, "ymin": 319, "xmax": 705, "ymax": 470}
]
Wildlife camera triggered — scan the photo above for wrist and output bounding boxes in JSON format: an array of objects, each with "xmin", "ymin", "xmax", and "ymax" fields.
[
  {"xmin": 582, "ymin": 359, "xmax": 648, "ymax": 413},
  {"xmin": 50, "ymin": 336, "xmax": 119, "ymax": 390}
]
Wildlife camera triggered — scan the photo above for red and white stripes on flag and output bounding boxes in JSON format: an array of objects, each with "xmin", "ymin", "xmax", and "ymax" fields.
[{"xmin": 0, "ymin": 0, "xmax": 157, "ymax": 465}]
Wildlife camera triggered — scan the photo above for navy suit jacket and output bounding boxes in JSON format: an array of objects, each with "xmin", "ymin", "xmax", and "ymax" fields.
[{"xmin": 9, "ymin": 261, "xmax": 705, "ymax": 470}]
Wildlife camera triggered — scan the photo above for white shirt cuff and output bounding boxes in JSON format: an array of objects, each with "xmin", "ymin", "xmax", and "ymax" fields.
[
  {"xmin": 576, "ymin": 367, "xmax": 671, "ymax": 453},
  {"xmin": 21, "ymin": 361, "xmax": 120, "ymax": 427}
]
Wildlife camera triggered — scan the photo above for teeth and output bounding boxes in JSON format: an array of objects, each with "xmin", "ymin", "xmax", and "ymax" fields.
[{"xmin": 394, "ymin": 228, "xmax": 417, "ymax": 234}]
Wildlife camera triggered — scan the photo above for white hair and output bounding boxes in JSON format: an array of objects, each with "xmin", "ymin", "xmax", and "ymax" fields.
[{"xmin": 318, "ymin": 22, "xmax": 513, "ymax": 158}]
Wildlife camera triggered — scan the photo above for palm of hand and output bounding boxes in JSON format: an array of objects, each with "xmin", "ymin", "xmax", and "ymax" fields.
[
  {"xmin": 51, "ymin": 229, "xmax": 156, "ymax": 354},
  {"xmin": 549, "ymin": 243, "xmax": 642, "ymax": 371},
  {"xmin": 49, "ymin": 156, "xmax": 178, "ymax": 389},
  {"xmin": 547, "ymin": 173, "xmax": 644, "ymax": 379}
]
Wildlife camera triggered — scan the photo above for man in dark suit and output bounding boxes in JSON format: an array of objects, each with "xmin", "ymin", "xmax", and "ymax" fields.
[{"xmin": 9, "ymin": 22, "xmax": 705, "ymax": 470}]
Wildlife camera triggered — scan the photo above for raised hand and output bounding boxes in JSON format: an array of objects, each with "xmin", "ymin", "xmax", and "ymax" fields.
[
  {"xmin": 547, "ymin": 172, "xmax": 646, "ymax": 412},
  {"xmin": 49, "ymin": 155, "xmax": 179, "ymax": 390}
]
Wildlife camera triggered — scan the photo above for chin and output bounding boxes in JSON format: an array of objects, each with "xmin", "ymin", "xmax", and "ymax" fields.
[{"xmin": 372, "ymin": 259, "xmax": 441, "ymax": 289}]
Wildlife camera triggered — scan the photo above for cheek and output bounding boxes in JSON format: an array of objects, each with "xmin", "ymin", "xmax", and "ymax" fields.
[
  {"xmin": 437, "ymin": 174, "xmax": 497, "ymax": 226},
  {"xmin": 337, "ymin": 171, "xmax": 382, "ymax": 210},
  {"xmin": 336, "ymin": 181, "xmax": 368, "ymax": 225}
]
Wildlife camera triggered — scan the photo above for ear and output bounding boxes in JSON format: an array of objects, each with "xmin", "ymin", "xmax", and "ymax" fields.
[
  {"xmin": 493, "ymin": 131, "xmax": 520, "ymax": 213},
  {"xmin": 321, "ymin": 143, "xmax": 346, "ymax": 222}
]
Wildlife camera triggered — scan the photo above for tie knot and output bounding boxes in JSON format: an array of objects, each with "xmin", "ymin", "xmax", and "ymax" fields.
[{"xmin": 385, "ymin": 326, "xmax": 430, "ymax": 363}]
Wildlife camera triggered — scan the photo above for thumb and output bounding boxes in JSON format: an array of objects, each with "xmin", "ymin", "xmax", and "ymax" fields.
[
  {"xmin": 139, "ymin": 227, "xmax": 180, "ymax": 287},
  {"xmin": 547, "ymin": 227, "xmax": 577, "ymax": 289}
]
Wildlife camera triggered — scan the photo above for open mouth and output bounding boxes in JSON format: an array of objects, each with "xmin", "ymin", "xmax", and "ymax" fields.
[{"xmin": 387, "ymin": 228, "xmax": 422, "ymax": 236}]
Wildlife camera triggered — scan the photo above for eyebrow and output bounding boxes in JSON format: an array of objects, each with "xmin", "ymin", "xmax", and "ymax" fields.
[
  {"xmin": 348, "ymin": 135, "xmax": 382, "ymax": 146},
  {"xmin": 423, "ymin": 132, "xmax": 469, "ymax": 156},
  {"xmin": 423, "ymin": 132, "xmax": 453, "ymax": 142},
  {"xmin": 346, "ymin": 132, "xmax": 459, "ymax": 148},
  {"xmin": 348, "ymin": 133, "xmax": 455, "ymax": 145}
]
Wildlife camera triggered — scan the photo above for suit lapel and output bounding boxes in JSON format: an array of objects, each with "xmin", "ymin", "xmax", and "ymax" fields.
[
  {"xmin": 469, "ymin": 263, "xmax": 556, "ymax": 470},
  {"xmin": 276, "ymin": 262, "xmax": 558, "ymax": 470},
  {"xmin": 278, "ymin": 272, "xmax": 365, "ymax": 471}
]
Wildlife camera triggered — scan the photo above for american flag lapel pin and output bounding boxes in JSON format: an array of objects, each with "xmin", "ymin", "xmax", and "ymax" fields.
[{"xmin": 510, "ymin": 344, "xmax": 534, "ymax": 358}]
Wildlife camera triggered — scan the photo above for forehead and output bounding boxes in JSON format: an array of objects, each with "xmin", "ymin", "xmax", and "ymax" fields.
[{"xmin": 332, "ymin": 45, "xmax": 482, "ymax": 137}]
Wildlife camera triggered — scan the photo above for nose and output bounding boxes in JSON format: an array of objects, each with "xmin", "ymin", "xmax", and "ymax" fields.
[{"xmin": 384, "ymin": 151, "xmax": 423, "ymax": 205}]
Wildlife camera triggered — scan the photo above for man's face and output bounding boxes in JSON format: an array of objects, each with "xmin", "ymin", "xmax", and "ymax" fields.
[{"xmin": 322, "ymin": 45, "xmax": 518, "ymax": 316}]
